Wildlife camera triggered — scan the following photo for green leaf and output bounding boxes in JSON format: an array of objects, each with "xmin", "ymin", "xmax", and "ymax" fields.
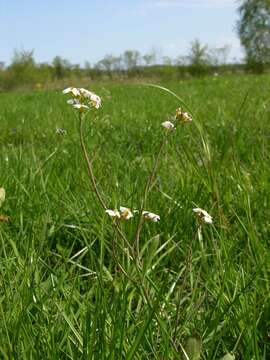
[
  {"xmin": 0, "ymin": 188, "xmax": 5, "ymax": 208},
  {"xmin": 184, "ymin": 334, "xmax": 202, "ymax": 360},
  {"xmin": 219, "ymin": 354, "xmax": 235, "ymax": 360}
]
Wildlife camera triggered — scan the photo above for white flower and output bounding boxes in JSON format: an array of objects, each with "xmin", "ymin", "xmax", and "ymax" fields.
[
  {"xmin": 0, "ymin": 188, "xmax": 5, "ymax": 208},
  {"xmin": 142, "ymin": 211, "xmax": 160, "ymax": 222},
  {"xmin": 63, "ymin": 87, "xmax": 102, "ymax": 110},
  {"xmin": 193, "ymin": 208, "xmax": 213, "ymax": 224},
  {"xmin": 67, "ymin": 99, "xmax": 80, "ymax": 105},
  {"xmin": 119, "ymin": 206, "xmax": 133, "ymax": 220},
  {"xmin": 90, "ymin": 94, "xmax": 102, "ymax": 109},
  {"xmin": 63, "ymin": 87, "xmax": 81, "ymax": 98},
  {"xmin": 79, "ymin": 88, "xmax": 93, "ymax": 98},
  {"xmin": 80, "ymin": 89, "xmax": 101, "ymax": 109},
  {"xmin": 105, "ymin": 209, "xmax": 120, "ymax": 218},
  {"xmin": 162, "ymin": 121, "xmax": 175, "ymax": 130},
  {"xmin": 175, "ymin": 107, "xmax": 192, "ymax": 123},
  {"xmin": 73, "ymin": 104, "xmax": 90, "ymax": 112}
]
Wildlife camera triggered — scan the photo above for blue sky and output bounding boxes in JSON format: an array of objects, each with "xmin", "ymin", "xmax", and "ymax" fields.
[{"xmin": 1, "ymin": 0, "xmax": 242, "ymax": 66}]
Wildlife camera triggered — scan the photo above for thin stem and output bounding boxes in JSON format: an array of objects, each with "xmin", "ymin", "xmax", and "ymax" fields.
[
  {"xmin": 79, "ymin": 113, "xmax": 135, "ymax": 255},
  {"xmin": 79, "ymin": 114, "xmax": 107, "ymax": 210},
  {"xmin": 78, "ymin": 111, "xmax": 167, "ymax": 325},
  {"xmin": 134, "ymin": 134, "xmax": 167, "ymax": 257}
]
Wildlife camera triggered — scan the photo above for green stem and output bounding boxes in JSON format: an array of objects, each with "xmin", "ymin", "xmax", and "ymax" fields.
[
  {"xmin": 79, "ymin": 114, "xmax": 107, "ymax": 210},
  {"xmin": 134, "ymin": 135, "xmax": 167, "ymax": 257}
]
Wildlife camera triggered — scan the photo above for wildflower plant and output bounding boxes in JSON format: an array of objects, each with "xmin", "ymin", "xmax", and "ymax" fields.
[{"xmin": 62, "ymin": 84, "xmax": 214, "ymax": 359}]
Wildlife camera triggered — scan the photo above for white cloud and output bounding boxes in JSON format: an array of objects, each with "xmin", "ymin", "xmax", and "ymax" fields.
[{"xmin": 146, "ymin": 0, "xmax": 237, "ymax": 9}]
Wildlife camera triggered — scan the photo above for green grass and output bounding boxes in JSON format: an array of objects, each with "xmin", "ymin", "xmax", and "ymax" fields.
[{"xmin": 0, "ymin": 74, "xmax": 270, "ymax": 359}]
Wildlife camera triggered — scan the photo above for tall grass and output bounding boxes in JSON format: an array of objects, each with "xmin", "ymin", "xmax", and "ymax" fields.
[{"xmin": 0, "ymin": 74, "xmax": 270, "ymax": 359}]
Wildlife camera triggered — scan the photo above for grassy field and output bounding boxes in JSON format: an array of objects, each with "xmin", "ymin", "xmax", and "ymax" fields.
[{"xmin": 0, "ymin": 75, "xmax": 270, "ymax": 359}]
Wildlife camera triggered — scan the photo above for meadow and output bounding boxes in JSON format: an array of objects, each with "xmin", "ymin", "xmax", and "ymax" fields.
[{"xmin": 0, "ymin": 74, "xmax": 270, "ymax": 359}]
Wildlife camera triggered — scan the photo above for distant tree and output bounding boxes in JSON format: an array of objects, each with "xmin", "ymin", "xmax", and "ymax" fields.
[
  {"xmin": 8, "ymin": 49, "xmax": 37, "ymax": 85},
  {"xmin": 162, "ymin": 56, "xmax": 172, "ymax": 66},
  {"xmin": 11, "ymin": 49, "xmax": 35, "ymax": 67},
  {"xmin": 208, "ymin": 45, "xmax": 231, "ymax": 66},
  {"xmin": 142, "ymin": 51, "xmax": 156, "ymax": 66},
  {"xmin": 96, "ymin": 54, "xmax": 122, "ymax": 72},
  {"xmin": 188, "ymin": 39, "xmax": 210, "ymax": 66},
  {"xmin": 52, "ymin": 56, "xmax": 71, "ymax": 79},
  {"xmin": 187, "ymin": 39, "xmax": 210, "ymax": 75},
  {"xmin": 176, "ymin": 55, "xmax": 190, "ymax": 66},
  {"xmin": 84, "ymin": 61, "xmax": 93, "ymax": 77},
  {"xmin": 237, "ymin": 0, "xmax": 270, "ymax": 72},
  {"xmin": 122, "ymin": 50, "xmax": 141, "ymax": 70}
]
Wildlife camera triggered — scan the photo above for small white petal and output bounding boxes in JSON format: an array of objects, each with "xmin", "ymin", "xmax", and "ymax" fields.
[
  {"xmin": 63, "ymin": 87, "xmax": 72, "ymax": 94},
  {"xmin": 90, "ymin": 94, "xmax": 102, "ymax": 109},
  {"xmin": 193, "ymin": 208, "xmax": 213, "ymax": 224},
  {"xmin": 142, "ymin": 211, "xmax": 160, "ymax": 222},
  {"xmin": 204, "ymin": 216, "xmax": 213, "ymax": 224},
  {"xmin": 162, "ymin": 121, "xmax": 175, "ymax": 130},
  {"xmin": 73, "ymin": 104, "xmax": 89, "ymax": 112},
  {"xmin": 63, "ymin": 87, "xmax": 80, "ymax": 97},
  {"xmin": 79, "ymin": 88, "xmax": 94, "ymax": 98},
  {"xmin": 67, "ymin": 99, "xmax": 79, "ymax": 105},
  {"xmin": 106, "ymin": 209, "xmax": 120, "ymax": 218},
  {"xmin": 119, "ymin": 206, "xmax": 133, "ymax": 220}
]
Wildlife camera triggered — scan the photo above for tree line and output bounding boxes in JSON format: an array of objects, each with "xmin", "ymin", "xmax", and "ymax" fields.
[
  {"xmin": 0, "ymin": 40, "xmax": 239, "ymax": 90},
  {"xmin": 0, "ymin": 0, "xmax": 269, "ymax": 90}
]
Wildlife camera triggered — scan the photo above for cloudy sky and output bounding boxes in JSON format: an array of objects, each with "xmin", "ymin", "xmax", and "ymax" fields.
[{"xmin": 1, "ymin": 0, "xmax": 242, "ymax": 65}]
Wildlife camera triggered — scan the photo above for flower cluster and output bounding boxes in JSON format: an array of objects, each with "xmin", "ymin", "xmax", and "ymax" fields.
[
  {"xmin": 161, "ymin": 107, "xmax": 192, "ymax": 131},
  {"xmin": 105, "ymin": 207, "xmax": 133, "ymax": 220},
  {"xmin": 193, "ymin": 208, "xmax": 213, "ymax": 224},
  {"xmin": 175, "ymin": 107, "xmax": 192, "ymax": 123},
  {"xmin": 106, "ymin": 207, "xmax": 160, "ymax": 222},
  {"xmin": 63, "ymin": 87, "xmax": 101, "ymax": 112}
]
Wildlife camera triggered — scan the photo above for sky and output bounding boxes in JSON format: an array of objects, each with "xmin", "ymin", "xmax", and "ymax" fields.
[{"xmin": 0, "ymin": 0, "xmax": 243, "ymax": 66}]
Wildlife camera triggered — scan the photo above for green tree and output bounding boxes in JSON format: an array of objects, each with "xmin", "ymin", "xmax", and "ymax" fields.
[
  {"xmin": 188, "ymin": 39, "xmax": 210, "ymax": 76},
  {"xmin": 237, "ymin": 0, "xmax": 270, "ymax": 72},
  {"xmin": 8, "ymin": 49, "xmax": 37, "ymax": 87},
  {"xmin": 122, "ymin": 50, "xmax": 141, "ymax": 70},
  {"xmin": 52, "ymin": 56, "xmax": 71, "ymax": 79}
]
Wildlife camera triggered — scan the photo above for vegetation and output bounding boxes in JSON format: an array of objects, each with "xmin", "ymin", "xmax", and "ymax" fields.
[
  {"xmin": 0, "ymin": 75, "xmax": 270, "ymax": 358},
  {"xmin": 237, "ymin": 0, "xmax": 270, "ymax": 72},
  {"xmin": 0, "ymin": 41, "xmax": 239, "ymax": 91}
]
